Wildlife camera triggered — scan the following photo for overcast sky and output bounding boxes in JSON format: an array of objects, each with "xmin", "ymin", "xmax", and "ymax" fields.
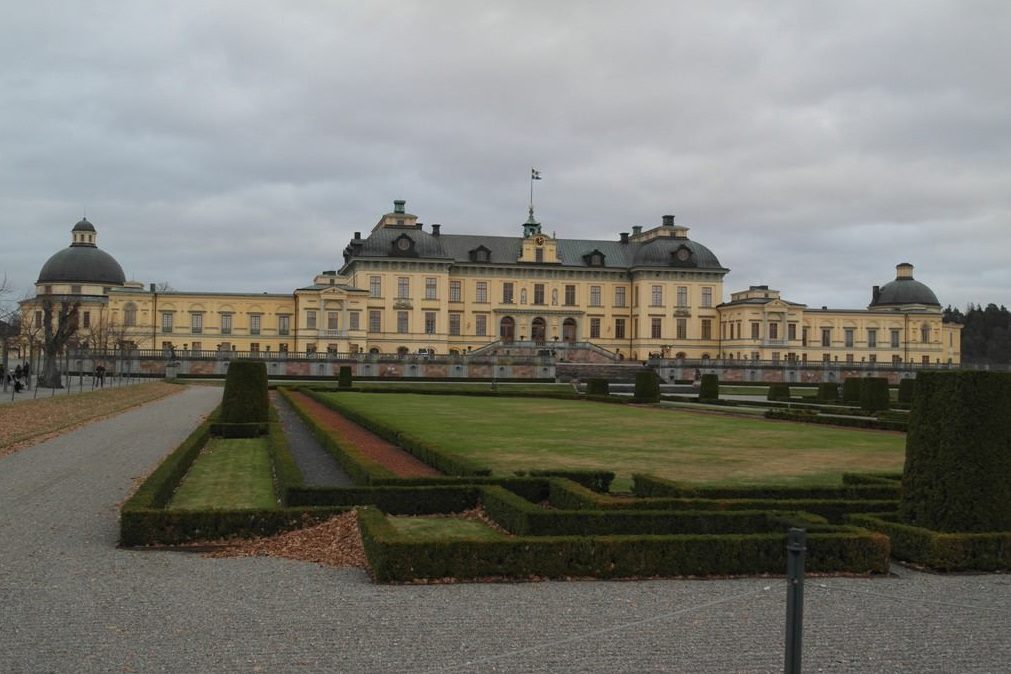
[{"xmin": 2, "ymin": 1, "xmax": 1009, "ymax": 312}]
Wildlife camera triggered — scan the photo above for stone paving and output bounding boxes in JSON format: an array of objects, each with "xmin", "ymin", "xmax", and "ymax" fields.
[{"xmin": 1, "ymin": 385, "xmax": 1009, "ymax": 673}]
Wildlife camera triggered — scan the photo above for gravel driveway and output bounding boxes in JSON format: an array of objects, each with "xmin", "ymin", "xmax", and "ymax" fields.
[{"xmin": 1, "ymin": 385, "xmax": 1008, "ymax": 673}]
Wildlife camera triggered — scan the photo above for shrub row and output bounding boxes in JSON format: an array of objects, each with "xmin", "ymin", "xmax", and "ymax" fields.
[
  {"xmin": 279, "ymin": 388, "xmax": 396, "ymax": 484},
  {"xmin": 764, "ymin": 409, "xmax": 907, "ymax": 432},
  {"xmin": 767, "ymin": 383, "xmax": 791, "ymax": 402},
  {"xmin": 358, "ymin": 507, "xmax": 891, "ymax": 582},
  {"xmin": 841, "ymin": 472, "xmax": 902, "ymax": 486},
  {"xmin": 850, "ymin": 513, "xmax": 1011, "ymax": 572},
  {"xmin": 287, "ymin": 485, "xmax": 479, "ymax": 514},
  {"xmin": 267, "ymin": 414, "xmax": 304, "ymax": 505},
  {"xmin": 516, "ymin": 469, "xmax": 614, "ymax": 493},
  {"xmin": 122, "ymin": 413, "xmax": 214, "ymax": 510},
  {"xmin": 585, "ymin": 378, "xmax": 609, "ymax": 395},
  {"xmin": 209, "ymin": 422, "xmax": 270, "ymax": 438},
  {"xmin": 317, "ymin": 386, "xmax": 578, "ymax": 400},
  {"xmin": 699, "ymin": 374, "xmax": 719, "ymax": 401},
  {"xmin": 817, "ymin": 382, "xmax": 839, "ymax": 402},
  {"xmin": 632, "ymin": 474, "xmax": 900, "ymax": 500},
  {"xmin": 305, "ymin": 390, "xmax": 491, "ymax": 476},
  {"xmin": 369, "ymin": 476, "xmax": 550, "ymax": 503},
  {"xmin": 633, "ymin": 370, "xmax": 661, "ymax": 403}
]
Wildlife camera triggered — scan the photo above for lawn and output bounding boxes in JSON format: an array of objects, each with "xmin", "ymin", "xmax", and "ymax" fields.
[
  {"xmin": 323, "ymin": 393, "xmax": 906, "ymax": 491},
  {"xmin": 170, "ymin": 437, "xmax": 276, "ymax": 509},
  {"xmin": 387, "ymin": 516, "xmax": 506, "ymax": 541}
]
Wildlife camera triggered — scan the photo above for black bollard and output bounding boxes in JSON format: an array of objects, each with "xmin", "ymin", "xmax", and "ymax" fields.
[{"xmin": 784, "ymin": 528, "xmax": 806, "ymax": 674}]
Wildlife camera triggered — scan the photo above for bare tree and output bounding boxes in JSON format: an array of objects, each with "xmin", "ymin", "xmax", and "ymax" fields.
[{"xmin": 38, "ymin": 295, "xmax": 81, "ymax": 388}]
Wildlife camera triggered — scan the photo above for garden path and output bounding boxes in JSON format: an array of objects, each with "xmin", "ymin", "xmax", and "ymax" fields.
[{"xmin": 269, "ymin": 391, "xmax": 353, "ymax": 487}]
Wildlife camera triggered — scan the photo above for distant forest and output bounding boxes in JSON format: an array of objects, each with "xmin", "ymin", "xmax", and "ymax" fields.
[{"xmin": 944, "ymin": 304, "xmax": 1011, "ymax": 365}]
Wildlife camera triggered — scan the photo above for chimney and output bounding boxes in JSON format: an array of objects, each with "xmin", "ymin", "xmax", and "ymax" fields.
[
  {"xmin": 619, "ymin": 232, "xmax": 629, "ymax": 244},
  {"xmin": 431, "ymin": 223, "xmax": 441, "ymax": 236},
  {"xmin": 896, "ymin": 262, "xmax": 914, "ymax": 279},
  {"xmin": 353, "ymin": 231, "xmax": 361, "ymax": 239},
  {"xmin": 872, "ymin": 285, "xmax": 881, "ymax": 304},
  {"xmin": 662, "ymin": 214, "xmax": 675, "ymax": 227},
  {"xmin": 149, "ymin": 283, "xmax": 156, "ymax": 292},
  {"xmin": 393, "ymin": 199, "xmax": 406, "ymax": 214},
  {"xmin": 632, "ymin": 225, "xmax": 643, "ymax": 236}
]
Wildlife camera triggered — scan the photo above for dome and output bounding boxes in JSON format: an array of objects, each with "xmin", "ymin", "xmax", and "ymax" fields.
[
  {"xmin": 357, "ymin": 226, "xmax": 450, "ymax": 259},
  {"xmin": 37, "ymin": 219, "xmax": 126, "ymax": 286},
  {"xmin": 869, "ymin": 263, "xmax": 940, "ymax": 308},
  {"xmin": 632, "ymin": 237, "xmax": 723, "ymax": 268}
]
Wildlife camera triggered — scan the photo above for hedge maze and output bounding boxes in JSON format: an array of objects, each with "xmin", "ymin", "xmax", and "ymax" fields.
[{"xmin": 120, "ymin": 370, "xmax": 1011, "ymax": 579}]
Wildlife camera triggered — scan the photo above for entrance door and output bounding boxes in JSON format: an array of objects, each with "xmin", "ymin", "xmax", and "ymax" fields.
[
  {"xmin": 500, "ymin": 316, "xmax": 515, "ymax": 343},
  {"xmin": 531, "ymin": 317, "xmax": 547, "ymax": 344},
  {"xmin": 562, "ymin": 318, "xmax": 577, "ymax": 342}
]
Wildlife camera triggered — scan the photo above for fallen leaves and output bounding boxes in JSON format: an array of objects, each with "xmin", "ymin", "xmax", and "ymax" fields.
[{"xmin": 207, "ymin": 511, "xmax": 368, "ymax": 569}]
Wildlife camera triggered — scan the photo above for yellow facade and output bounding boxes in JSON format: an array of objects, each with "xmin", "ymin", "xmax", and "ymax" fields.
[{"xmin": 23, "ymin": 204, "xmax": 961, "ymax": 366}]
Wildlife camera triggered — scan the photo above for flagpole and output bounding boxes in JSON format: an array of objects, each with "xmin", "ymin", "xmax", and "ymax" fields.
[{"xmin": 530, "ymin": 168, "xmax": 535, "ymax": 215}]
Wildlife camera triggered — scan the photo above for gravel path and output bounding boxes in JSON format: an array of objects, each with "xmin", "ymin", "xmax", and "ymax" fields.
[
  {"xmin": 270, "ymin": 391, "xmax": 353, "ymax": 487},
  {"xmin": 1, "ymin": 385, "xmax": 1009, "ymax": 673}
]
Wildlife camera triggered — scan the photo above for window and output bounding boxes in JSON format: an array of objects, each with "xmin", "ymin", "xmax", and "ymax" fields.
[
  {"xmin": 614, "ymin": 287, "xmax": 626, "ymax": 307},
  {"xmin": 450, "ymin": 280, "xmax": 462, "ymax": 302},
  {"xmin": 369, "ymin": 276, "xmax": 381, "ymax": 298},
  {"xmin": 278, "ymin": 315, "xmax": 290, "ymax": 336},
  {"xmin": 306, "ymin": 343, "xmax": 316, "ymax": 354},
  {"xmin": 161, "ymin": 312, "xmax": 173, "ymax": 333},
  {"xmin": 869, "ymin": 354, "xmax": 877, "ymax": 363},
  {"xmin": 564, "ymin": 285, "xmax": 576, "ymax": 306},
  {"xmin": 788, "ymin": 323, "xmax": 796, "ymax": 340},
  {"xmin": 305, "ymin": 310, "xmax": 316, "ymax": 330},
  {"xmin": 844, "ymin": 328, "xmax": 854, "ymax": 347},
  {"xmin": 397, "ymin": 311, "xmax": 408, "ymax": 334},
  {"xmin": 590, "ymin": 317, "xmax": 601, "ymax": 339},
  {"xmin": 191, "ymin": 313, "xmax": 203, "ymax": 334},
  {"xmin": 772, "ymin": 352, "xmax": 781, "ymax": 362},
  {"xmin": 922, "ymin": 355, "xmax": 930, "ymax": 365},
  {"xmin": 250, "ymin": 343, "xmax": 259, "ymax": 353},
  {"xmin": 349, "ymin": 311, "xmax": 360, "ymax": 331},
  {"xmin": 921, "ymin": 324, "xmax": 930, "ymax": 343},
  {"xmin": 327, "ymin": 312, "xmax": 338, "ymax": 330},
  {"xmin": 533, "ymin": 284, "xmax": 545, "ymax": 305},
  {"xmin": 449, "ymin": 313, "xmax": 461, "ymax": 336},
  {"xmin": 425, "ymin": 277, "xmax": 437, "ymax": 300},
  {"xmin": 677, "ymin": 286, "xmax": 688, "ymax": 307},
  {"xmin": 893, "ymin": 355, "xmax": 902, "ymax": 365},
  {"xmin": 278, "ymin": 343, "xmax": 288, "ymax": 353},
  {"xmin": 368, "ymin": 310, "xmax": 381, "ymax": 332},
  {"xmin": 221, "ymin": 314, "xmax": 232, "ymax": 334},
  {"xmin": 476, "ymin": 314, "xmax": 487, "ymax": 336},
  {"xmin": 476, "ymin": 281, "xmax": 488, "ymax": 303},
  {"xmin": 846, "ymin": 353, "xmax": 854, "ymax": 364},
  {"xmin": 701, "ymin": 319, "xmax": 712, "ymax": 340},
  {"xmin": 82, "ymin": 311, "xmax": 91, "ymax": 328},
  {"xmin": 701, "ymin": 287, "xmax": 712, "ymax": 308},
  {"xmin": 751, "ymin": 322, "xmax": 760, "ymax": 340},
  {"xmin": 802, "ymin": 327, "xmax": 809, "ymax": 346},
  {"xmin": 823, "ymin": 353, "xmax": 831, "ymax": 363},
  {"xmin": 867, "ymin": 328, "xmax": 877, "ymax": 348},
  {"xmin": 124, "ymin": 303, "xmax": 137, "ymax": 327},
  {"xmin": 250, "ymin": 315, "xmax": 261, "ymax": 335},
  {"xmin": 502, "ymin": 282, "xmax": 514, "ymax": 304},
  {"xmin": 614, "ymin": 318, "xmax": 626, "ymax": 339},
  {"xmin": 397, "ymin": 277, "xmax": 410, "ymax": 299},
  {"xmin": 191, "ymin": 342, "xmax": 202, "ymax": 352},
  {"xmin": 651, "ymin": 317, "xmax": 662, "ymax": 339},
  {"xmin": 770, "ymin": 323, "xmax": 779, "ymax": 340},
  {"xmin": 535, "ymin": 248, "xmax": 544, "ymax": 263},
  {"xmin": 676, "ymin": 318, "xmax": 687, "ymax": 340},
  {"xmin": 891, "ymin": 329, "xmax": 900, "ymax": 348},
  {"xmin": 424, "ymin": 312, "xmax": 436, "ymax": 334},
  {"xmin": 821, "ymin": 328, "xmax": 831, "ymax": 347},
  {"xmin": 651, "ymin": 285, "xmax": 663, "ymax": 307}
]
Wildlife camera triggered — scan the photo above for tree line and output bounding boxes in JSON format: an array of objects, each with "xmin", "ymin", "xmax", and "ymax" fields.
[{"xmin": 944, "ymin": 304, "xmax": 1011, "ymax": 365}]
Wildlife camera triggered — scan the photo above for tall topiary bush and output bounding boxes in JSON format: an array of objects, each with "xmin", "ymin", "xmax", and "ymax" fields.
[
  {"xmin": 900, "ymin": 371, "xmax": 1011, "ymax": 532},
  {"xmin": 586, "ymin": 378, "xmax": 609, "ymax": 396},
  {"xmin": 633, "ymin": 370, "xmax": 660, "ymax": 403},
  {"xmin": 338, "ymin": 366, "xmax": 353, "ymax": 388},
  {"xmin": 860, "ymin": 377, "xmax": 890, "ymax": 412},
  {"xmin": 897, "ymin": 377, "xmax": 916, "ymax": 404},
  {"xmin": 767, "ymin": 383, "xmax": 791, "ymax": 402},
  {"xmin": 817, "ymin": 382, "xmax": 839, "ymax": 402},
  {"xmin": 842, "ymin": 377, "xmax": 862, "ymax": 404},
  {"xmin": 219, "ymin": 361, "xmax": 269, "ymax": 423},
  {"xmin": 699, "ymin": 374, "xmax": 719, "ymax": 402}
]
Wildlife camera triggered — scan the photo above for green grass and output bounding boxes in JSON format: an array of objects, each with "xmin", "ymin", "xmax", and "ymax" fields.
[
  {"xmin": 170, "ymin": 437, "xmax": 276, "ymax": 509},
  {"xmin": 388, "ymin": 516, "xmax": 507, "ymax": 541},
  {"xmin": 323, "ymin": 393, "xmax": 905, "ymax": 491}
]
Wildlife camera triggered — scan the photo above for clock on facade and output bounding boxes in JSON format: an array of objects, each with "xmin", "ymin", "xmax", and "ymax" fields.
[
  {"xmin": 534, "ymin": 235, "xmax": 545, "ymax": 245},
  {"xmin": 396, "ymin": 237, "xmax": 412, "ymax": 251},
  {"xmin": 676, "ymin": 247, "xmax": 691, "ymax": 262}
]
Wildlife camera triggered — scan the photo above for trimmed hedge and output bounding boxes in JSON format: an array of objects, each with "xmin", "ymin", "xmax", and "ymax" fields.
[
  {"xmin": 633, "ymin": 474, "xmax": 900, "ymax": 500},
  {"xmin": 851, "ymin": 513, "xmax": 1011, "ymax": 572},
  {"xmin": 519, "ymin": 470, "xmax": 614, "ymax": 493},
  {"xmin": 359, "ymin": 507, "xmax": 891, "ymax": 582},
  {"xmin": 842, "ymin": 377, "xmax": 862, "ymax": 404},
  {"xmin": 764, "ymin": 408, "xmax": 907, "ymax": 432},
  {"xmin": 817, "ymin": 382, "xmax": 839, "ymax": 402},
  {"xmin": 267, "ymin": 415, "xmax": 304, "ymax": 505},
  {"xmin": 841, "ymin": 472, "xmax": 902, "ymax": 486},
  {"xmin": 220, "ymin": 361, "xmax": 269, "ymax": 424},
  {"xmin": 767, "ymin": 383, "xmax": 791, "ymax": 402},
  {"xmin": 699, "ymin": 374, "xmax": 719, "ymax": 402},
  {"xmin": 897, "ymin": 377, "xmax": 916, "ymax": 404},
  {"xmin": 209, "ymin": 422, "xmax": 269, "ymax": 438},
  {"xmin": 338, "ymin": 366, "xmax": 353, "ymax": 388},
  {"xmin": 899, "ymin": 371, "xmax": 1011, "ymax": 533},
  {"xmin": 287, "ymin": 485, "xmax": 479, "ymax": 514},
  {"xmin": 860, "ymin": 377, "xmax": 890, "ymax": 412},
  {"xmin": 122, "ymin": 413, "xmax": 214, "ymax": 511},
  {"xmin": 585, "ymin": 378, "xmax": 609, "ymax": 396},
  {"xmin": 305, "ymin": 390, "xmax": 490, "ymax": 477},
  {"xmin": 632, "ymin": 370, "xmax": 660, "ymax": 403}
]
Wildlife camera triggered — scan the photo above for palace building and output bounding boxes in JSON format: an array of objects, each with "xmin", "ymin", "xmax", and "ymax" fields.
[{"xmin": 23, "ymin": 201, "xmax": 961, "ymax": 366}]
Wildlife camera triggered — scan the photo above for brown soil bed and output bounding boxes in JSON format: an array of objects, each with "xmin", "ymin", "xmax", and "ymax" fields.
[
  {"xmin": 207, "ymin": 511, "xmax": 368, "ymax": 569},
  {"xmin": 287, "ymin": 391, "xmax": 442, "ymax": 477}
]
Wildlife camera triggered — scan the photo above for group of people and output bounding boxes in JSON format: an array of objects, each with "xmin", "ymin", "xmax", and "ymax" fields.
[{"xmin": 1, "ymin": 361, "xmax": 31, "ymax": 393}]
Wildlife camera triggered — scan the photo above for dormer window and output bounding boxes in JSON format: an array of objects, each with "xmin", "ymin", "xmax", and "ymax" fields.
[
  {"xmin": 469, "ymin": 246, "xmax": 492, "ymax": 263},
  {"xmin": 391, "ymin": 234, "xmax": 416, "ymax": 257},
  {"xmin": 583, "ymin": 250, "xmax": 606, "ymax": 267},
  {"xmin": 671, "ymin": 245, "xmax": 695, "ymax": 267}
]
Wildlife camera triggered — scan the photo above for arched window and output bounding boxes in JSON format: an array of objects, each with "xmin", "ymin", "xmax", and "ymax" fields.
[
  {"xmin": 397, "ymin": 346, "xmax": 409, "ymax": 356},
  {"xmin": 562, "ymin": 318, "xmax": 577, "ymax": 342},
  {"xmin": 124, "ymin": 303, "xmax": 137, "ymax": 327},
  {"xmin": 531, "ymin": 317, "xmax": 547, "ymax": 344},
  {"xmin": 500, "ymin": 316, "xmax": 515, "ymax": 343}
]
